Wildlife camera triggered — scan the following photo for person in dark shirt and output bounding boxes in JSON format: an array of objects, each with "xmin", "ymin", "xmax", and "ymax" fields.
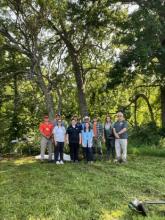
[
  {"xmin": 66, "ymin": 118, "xmax": 82, "ymax": 163},
  {"xmin": 113, "ymin": 111, "xmax": 128, "ymax": 163},
  {"xmin": 103, "ymin": 115, "xmax": 115, "ymax": 161}
]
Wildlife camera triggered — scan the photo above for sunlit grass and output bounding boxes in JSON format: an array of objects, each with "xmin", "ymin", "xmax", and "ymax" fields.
[{"xmin": 0, "ymin": 155, "xmax": 165, "ymax": 220}]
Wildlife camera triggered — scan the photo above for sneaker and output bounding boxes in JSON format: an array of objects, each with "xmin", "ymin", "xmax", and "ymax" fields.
[
  {"xmin": 56, "ymin": 161, "xmax": 60, "ymax": 165},
  {"xmin": 60, "ymin": 160, "xmax": 64, "ymax": 164}
]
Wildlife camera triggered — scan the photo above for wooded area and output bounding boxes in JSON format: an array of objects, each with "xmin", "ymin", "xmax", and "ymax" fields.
[{"xmin": 0, "ymin": 0, "xmax": 165, "ymax": 153}]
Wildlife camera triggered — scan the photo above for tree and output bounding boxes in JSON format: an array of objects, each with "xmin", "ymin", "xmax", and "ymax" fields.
[{"xmin": 107, "ymin": 0, "xmax": 165, "ymax": 127}]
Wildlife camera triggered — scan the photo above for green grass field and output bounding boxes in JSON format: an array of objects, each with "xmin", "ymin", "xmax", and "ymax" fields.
[{"xmin": 0, "ymin": 156, "xmax": 165, "ymax": 220}]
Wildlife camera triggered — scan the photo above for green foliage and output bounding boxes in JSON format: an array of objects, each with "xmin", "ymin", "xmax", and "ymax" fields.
[{"xmin": 129, "ymin": 122, "xmax": 161, "ymax": 147}]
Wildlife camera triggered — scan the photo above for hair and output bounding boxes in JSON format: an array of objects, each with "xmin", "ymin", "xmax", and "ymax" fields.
[
  {"xmin": 83, "ymin": 122, "xmax": 91, "ymax": 132},
  {"xmin": 105, "ymin": 115, "xmax": 112, "ymax": 123},
  {"xmin": 117, "ymin": 111, "xmax": 124, "ymax": 116}
]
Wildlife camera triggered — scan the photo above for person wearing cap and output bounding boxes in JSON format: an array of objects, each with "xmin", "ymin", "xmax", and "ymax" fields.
[
  {"xmin": 113, "ymin": 111, "xmax": 128, "ymax": 163},
  {"xmin": 81, "ymin": 116, "xmax": 93, "ymax": 130},
  {"xmin": 66, "ymin": 118, "xmax": 82, "ymax": 163},
  {"xmin": 39, "ymin": 115, "xmax": 54, "ymax": 162},
  {"xmin": 53, "ymin": 119, "xmax": 66, "ymax": 164},
  {"xmin": 92, "ymin": 116, "xmax": 104, "ymax": 161}
]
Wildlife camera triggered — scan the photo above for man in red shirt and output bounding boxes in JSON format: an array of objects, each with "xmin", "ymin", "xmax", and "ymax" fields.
[{"xmin": 39, "ymin": 115, "xmax": 54, "ymax": 162}]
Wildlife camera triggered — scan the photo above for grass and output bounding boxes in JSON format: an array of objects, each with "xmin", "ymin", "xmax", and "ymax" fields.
[{"xmin": 0, "ymin": 155, "xmax": 165, "ymax": 220}]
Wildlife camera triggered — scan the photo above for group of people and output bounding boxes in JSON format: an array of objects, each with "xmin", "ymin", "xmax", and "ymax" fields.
[{"xmin": 39, "ymin": 111, "xmax": 128, "ymax": 164}]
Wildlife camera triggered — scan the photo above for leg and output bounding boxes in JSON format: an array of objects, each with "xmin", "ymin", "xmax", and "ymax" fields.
[
  {"xmin": 74, "ymin": 143, "xmax": 79, "ymax": 162},
  {"xmin": 106, "ymin": 139, "xmax": 111, "ymax": 160},
  {"xmin": 97, "ymin": 138, "xmax": 102, "ymax": 160},
  {"xmin": 86, "ymin": 146, "xmax": 89, "ymax": 162},
  {"xmin": 82, "ymin": 147, "xmax": 86, "ymax": 160},
  {"xmin": 92, "ymin": 138, "xmax": 97, "ymax": 161},
  {"xmin": 55, "ymin": 142, "xmax": 60, "ymax": 162},
  {"xmin": 59, "ymin": 142, "xmax": 64, "ymax": 161},
  {"xmin": 120, "ymin": 139, "xmax": 127, "ymax": 162},
  {"xmin": 110, "ymin": 139, "xmax": 115, "ymax": 159},
  {"xmin": 47, "ymin": 139, "xmax": 53, "ymax": 160},
  {"xmin": 40, "ymin": 136, "xmax": 47, "ymax": 160},
  {"xmin": 88, "ymin": 147, "xmax": 93, "ymax": 162},
  {"xmin": 69, "ymin": 143, "xmax": 74, "ymax": 161},
  {"xmin": 115, "ymin": 139, "xmax": 121, "ymax": 161}
]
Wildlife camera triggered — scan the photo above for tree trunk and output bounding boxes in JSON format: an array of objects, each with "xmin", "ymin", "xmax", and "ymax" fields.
[
  {"xmin": 134, "ymin": 100, "xmax": 138, "ymax": 127},
  {"xmin": 136, "ymin": 94, "xmax": 155, "ymax": 123},
  {"xmin": 160, "ymin": 86, "xmax": 165, "ymax": 128},
  {"xmin": 68, "ymin": 50, "xmax": 88, "ymax": 117},
  {"xmin": 35, "ymin": 65, "xmax": 55, "ymax": 120},
  {"xmin": 57, "ymin": 88, "xmax": 62, "ymax": 115},
  {"xmin": 44, "ymin": 91, "xmax": 54, "ymax": 120}
]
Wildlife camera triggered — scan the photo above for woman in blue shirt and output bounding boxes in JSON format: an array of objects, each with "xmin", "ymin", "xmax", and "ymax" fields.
[{"xmin": 81, "ymin": 122, "xmax": 94, "ymax": 163}]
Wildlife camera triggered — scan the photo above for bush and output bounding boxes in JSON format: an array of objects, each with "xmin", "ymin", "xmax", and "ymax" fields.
[{"xmin": 128, "ymin": 122, "xmax": 161, "ymax": 147}]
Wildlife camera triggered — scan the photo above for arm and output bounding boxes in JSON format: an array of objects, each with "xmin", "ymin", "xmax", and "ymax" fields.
[
  {"xmin": 113, "ymin": 128, "xmax": 120, "ymax": 139},
  {"xmin": 118, "ymin": 128, "xmax": 127, "ymax": 135},
  {"xmin": 53, "ymin": 128, "xmax": 57, "ymax": 146},
  {"xmin": 66, "ymin": 133, "xmax": 69, "ymax": 144},
  {"xmin": 79, "ymin": 133, "xmax": 82, "ymax": 145}
]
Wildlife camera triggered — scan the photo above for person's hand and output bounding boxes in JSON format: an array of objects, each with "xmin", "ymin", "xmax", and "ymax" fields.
[
  {"xmin": 115, "ymin": 134, "xmax": 120, "ymax": 139},
  {"xmin": 55, "ymin": 141, "xmax": 57, "ymax": 146},
  {"xmin": 103, "ymin": 138, "xmax": 106, "ymax": 143}
]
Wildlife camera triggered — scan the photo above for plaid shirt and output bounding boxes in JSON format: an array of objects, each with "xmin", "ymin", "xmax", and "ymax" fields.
[{"xmin": 93, "ymin": 122, "xmax": 104, "ymax": 138}]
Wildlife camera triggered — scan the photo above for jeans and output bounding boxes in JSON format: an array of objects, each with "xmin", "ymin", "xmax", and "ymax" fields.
[
  {"xmin": 105, "ymin": 138, "xmax": 115, "ymax": 160},
  {"xmin": 83, "ymin": 146, "xmax": 93, "ymax": 162},
  {"xmin": 54, "ymin": 142, "xmax": 64, "ymax": 162}
]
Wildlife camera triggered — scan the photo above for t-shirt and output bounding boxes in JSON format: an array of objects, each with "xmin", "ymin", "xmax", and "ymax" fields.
[
  {"xmin": 66, "ymin": 125, "xmax": 81, "ymax": 143},
  {"xmin": 113, "ymin": 120, "xmax": 128, "ymax": 139},
  {"xmin": 93, "ymin": 123, "xmax": 97, "ymax": 137},
  {"xmin": 104, "ymin": 122, "xmax": 114, "ymax": 139},
  {"xmin": 53, "ymin": 126, "xmax": 66, "ymax": 142},
  {"xmin": 39, "ymin": 122, "xmax": 54, "ymax": 138}
]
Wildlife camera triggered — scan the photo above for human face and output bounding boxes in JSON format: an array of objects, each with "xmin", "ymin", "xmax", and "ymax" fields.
[
  {"xmin": 58, "ymin": 120, "xmax": 62, "ymax": 126},
  {"xmin": 106, "ymin": 116, "xmax": 111, "ymax": 122},
  {"xmin": 72, "ymin": 119, "xmax": 76, "ymax": 126},
  {"xmin": 44, "ymin": 117, "xmax": 49, "ymax": 123},
  {"xmin": 85, "ymin": 122, "xmax": 89, "ymax": 129},
  {"xmin": 93, "ymin": 118, "xmax": 97, "ymax": 123},
  {"xmin": 117, "ymin": 113, "xmax": 124, "ymax": 121}
]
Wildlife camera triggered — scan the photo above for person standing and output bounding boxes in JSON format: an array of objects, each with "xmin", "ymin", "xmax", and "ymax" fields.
[
  {"xmin": 66, "ymin": 118, "xmax": 82, "ymax": 163},
  {"xmin": 73, "ymin": 115, "xmax": 83, "ymax": 131},
  {"xmin": 104, "ymin": 115, "xmax": 115, "ymax": 161},
  {"xmin": 81, "ymin": 122, "xmax": 94, "ymax": 163},
  {"xmin": 39, "ymin": 115, "xmax": 54, "ymax": 162},
  {"xmin": 92, "ymin": 117, "xmax": 104, "ymax": 161},
  {"xmin": 113, "ymin": 111, "xmax": 128, "ymax": 163},
  {"xmin": 53, "ymin": 119, "xmax": 66, "ymax": 164},
  {"xmin": 81, "ymin": 116, "xmax": 93, "ymax": 130}
]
